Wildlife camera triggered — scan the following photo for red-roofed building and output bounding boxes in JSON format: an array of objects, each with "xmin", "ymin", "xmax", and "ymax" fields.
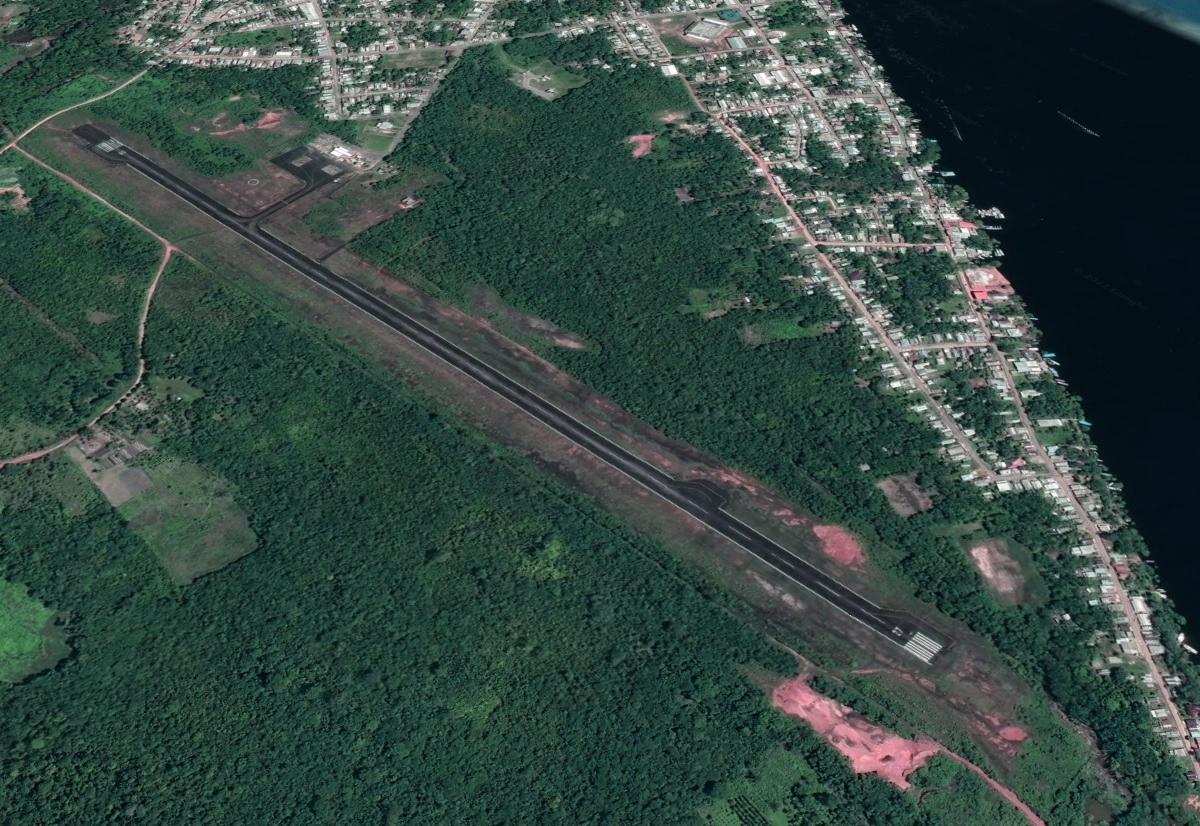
[{"xmin": 965, "ymin": 266, "xmax": 1015, "ymax": 302}]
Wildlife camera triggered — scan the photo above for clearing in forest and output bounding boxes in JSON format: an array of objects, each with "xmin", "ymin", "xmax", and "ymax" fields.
[
  {"xmin": 0, "ymin": 579, "xmax": 67, "ymax": 683},
  {"xmin": 494, "ymin": 44, "xmax": 587, "ymax": 101},
  {"xmin": 68, "ymin": 429, "xmax": 257, "ymax": 585},
  {"xmin": 876, "ymin": 474, "xmax": 934, "ymax": 517},
  {"xmin": 968, "ymin": 539, "xmax": 1039, "ymax": 606}
]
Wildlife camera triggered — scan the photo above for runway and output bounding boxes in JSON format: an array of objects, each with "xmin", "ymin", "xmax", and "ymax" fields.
[{"xmin": 76, "ymin": 124, "xmax": 948, "ymax": 663}]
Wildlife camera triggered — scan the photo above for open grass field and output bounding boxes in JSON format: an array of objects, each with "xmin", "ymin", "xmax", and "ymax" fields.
[
  {"xmin": 114, "ymin": 454, "xmax": 258, "ymax": 584},
  {"xmin": 0, "ymin": 579, "xmax": 64, "ymax": 683},
  {"xmin": 214, "ymin": 26, "xmax": 301, "ymax": 51},
  {"xmin": 494, "ymin": 43, "xmax": 588, "ymax": 101},
  {"xmin": 382, "ymin": 48, "xmax": 448, "ymax": 69},
  {"xmin": 353, "ymin": 121, "xmax": 397, "ymax": 154},
  {"xmin": 65, "ymin": 419, "xmax": 258, "ymax": 586}
]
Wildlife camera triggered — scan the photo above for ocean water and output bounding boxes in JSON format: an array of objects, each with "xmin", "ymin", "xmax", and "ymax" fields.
[{"xmin": 839, "ymin": 0, "xmax": 1200, "ymax": 627}]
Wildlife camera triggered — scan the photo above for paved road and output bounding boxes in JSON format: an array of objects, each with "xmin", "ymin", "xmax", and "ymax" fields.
[{"xmin": 77, "ymin": 125, "xmax": 948, "ymax": 664}]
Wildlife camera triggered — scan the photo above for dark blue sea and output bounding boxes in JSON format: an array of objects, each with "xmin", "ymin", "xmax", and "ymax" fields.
[{"xmin": 840, "ymin": 0, "xmax": 1200, "ymax": 627}]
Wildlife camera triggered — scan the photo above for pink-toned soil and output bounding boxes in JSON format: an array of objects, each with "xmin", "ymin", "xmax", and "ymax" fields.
[
  {"xmin": 772, "ymin": 506, "xmax": 809, "ymax": 528},
  {"xmin": 627, "ymin": 133, "xmax": 655, "ymax": 158},
  {"xmin": 1000, "ymin": 726, "xmax": 1029, "ymax": 743},
  {"xmin": 772, "ymin": 676, "xmax": 938, "ymax": 789},
  {"xmin": 984, "ymin": 714, "xmax": 1029, "ymax": 744},
  {"xmin": 813, "ymin": 524, "xmax": 867, "ymax": 569},
  {"xmin": 256, "ymin": 111, "xmax": 284, "ymax": 129},
  {"xmin": 210, "ymin": 110, "xmax": 285, "ymax": 137},
  {"xmin": 969, "ymin": 540, "xmax": 1024, "ymax": 601},
  {"xmin": 698, "ymin": 467, "xmax": 760, "ymax": 495},
  {"xmin": 773, "ymin": 676, "xmax": 1045, "ymax": 826}
]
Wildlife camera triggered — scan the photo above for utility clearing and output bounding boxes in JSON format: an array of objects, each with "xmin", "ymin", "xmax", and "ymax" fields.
[{"xmin": 67, "ymin": 426, "xmax": 257, "ymax": 584}]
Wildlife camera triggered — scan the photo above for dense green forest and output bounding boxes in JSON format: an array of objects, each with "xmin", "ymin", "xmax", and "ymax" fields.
[
  {"xmin": 352, "ymin": 42, "xmax": 1194, "ymax": 817},
  {"xmin": 497, "ymin": 0, "xmax": 616, "ymax": 34},
  {"xmin": 0, "ymin": 158, "xmax": 159, "ymax": 454},
  {"xmin": 0, "ymin": 0, "xmax": 143, "ymax": 133},
  {"xmin": 0, "ymin": 261, "xmax": 1019, "ymax": 823}
]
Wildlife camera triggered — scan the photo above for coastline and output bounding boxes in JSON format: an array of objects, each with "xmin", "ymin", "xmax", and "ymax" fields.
[{"xmin": 840, "ymin": 0, "xmax": 1200, "ymax": 773}]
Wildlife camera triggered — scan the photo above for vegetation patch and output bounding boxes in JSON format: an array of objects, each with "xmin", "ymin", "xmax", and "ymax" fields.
[
  {"xmin": 148, "ymin": 376, "xmax": 205, "ymax": 404},
  {"xmin": 115, "ymin": 455, "xmax": 258, "ymax": 585},
  {"xmin": 517, "ymin": 536, "xmax": 570, "ymax": 581},
  {"xmin": 90, "ymin": 65, "xmax": 349, "ymax": 176},
  {"xmin": 876, "ymin": 473, "xmax": 934, "ymax": 518},
  {"xmin": 214, "ymin": 26, "xmax": 303, "ymax": 52},
  {"xmin": 0, "ymin": 158, "xmax": 158, "ymax": 454},
  {"xmin": 66, "ymin": 426, "xmax": 257, "ymax": 584},
  {"xmin": 447, "ymin": 690, "xmax": 502, "ymax": 724},
  {"xmin": 739, "ymin": 317, "xmax": 827, "ymax": 346},
  {"xmin": 495, "ymin": 43, "xmax": 587, "ymax": 101},
  {"xmin": 0, "ymin": 579, "xmax": 67, "ymax": 684}
]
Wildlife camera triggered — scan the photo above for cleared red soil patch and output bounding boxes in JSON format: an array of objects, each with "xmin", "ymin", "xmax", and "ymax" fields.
[
  {"xmin": 209, "ymin": 109, "xmax": 285, "ymax": 137},
  {"xmin": 1000, "ymin": 725, "xmax": 1028, "ymax": 743},
  {"xmin": 969, "ymin": 539, "xmax": 1026, "ymax": 604},
  {"xmin": 813, "ymin": 524, "xmax": 867, "ymax": 570},
  {"xmin": 773, "ymin": 676, "xmax": 1045, "ymax": 825},
  {"xmin": 772, "ymin": 676, "xmax": 938, "ymax": 789},
  {"xmin": 627, "ymin": 133, "xmax": 655, "ymax": 158},
  {"xmin": 756, "ymin": 503, "xmax": 868, "ymax": 571}
]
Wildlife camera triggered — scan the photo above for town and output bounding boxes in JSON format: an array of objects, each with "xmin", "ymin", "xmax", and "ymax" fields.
[{"xmin": 126, "ymin": 0, "xmax": 1200, "ymax": 776}]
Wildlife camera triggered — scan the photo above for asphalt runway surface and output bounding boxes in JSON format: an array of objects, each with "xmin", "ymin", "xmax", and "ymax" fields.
[{"xmin": 76, "ymin": 124, "xmax": 948, "ymax": 664}]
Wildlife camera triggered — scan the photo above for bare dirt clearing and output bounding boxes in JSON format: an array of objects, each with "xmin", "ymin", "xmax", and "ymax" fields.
[
  {"xmin": 877, "ymin": 473, "xmax": 934, "ymax": 517},
  {"xmin": 627, "ymin": 133, "xmax": 655, "ymax": 158},
  {"xmin": 969, "ymin": 539, "xmax": 1027, "ymax": 604},
  {"xmin": 772, "ymin": 675, "xmax": 939, "ymax": 789},
  {"xmin": 0, "ymin": 184, "xmax": 30, "ymax": 210}
]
